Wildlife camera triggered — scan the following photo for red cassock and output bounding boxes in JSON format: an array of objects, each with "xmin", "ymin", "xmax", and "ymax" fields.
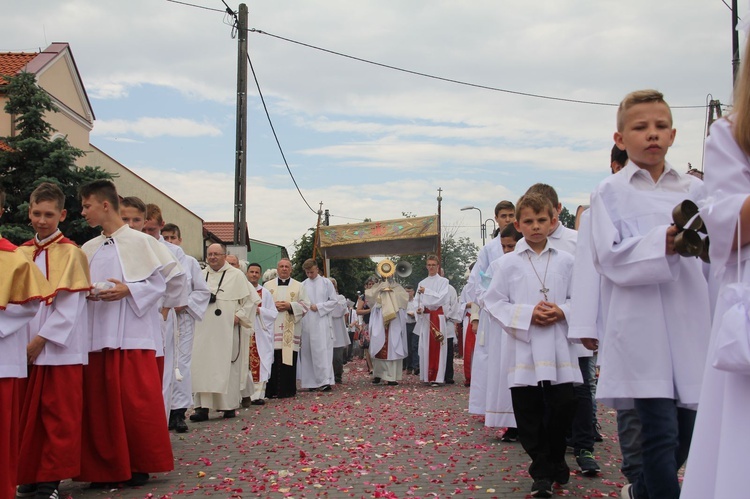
[{"xmin": 75, "ymin": 349, "xmax": 173, "ymax": 483}]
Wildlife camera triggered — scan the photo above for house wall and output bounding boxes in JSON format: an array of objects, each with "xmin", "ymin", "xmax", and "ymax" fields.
[{"xmin": 86, "ymin": 145, "xmax": 205, "ymax": 260}]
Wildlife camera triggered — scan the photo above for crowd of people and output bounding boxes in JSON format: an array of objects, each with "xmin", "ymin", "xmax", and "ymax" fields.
[{"xmin": 3, "ymin": 56, "xmax": 750, "ymax": 499}]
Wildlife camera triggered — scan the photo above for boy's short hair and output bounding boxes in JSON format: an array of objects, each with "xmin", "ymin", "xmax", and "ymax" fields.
[
  {"xmin": 120, "ymin": 196, "xmax": 147, "ymax": 214},
  {"xmin": 494, "ymin": 200, "xmax": 515, "ymax": 216},
  {"xmin": 611, "ymin": 144, "xmax": 628, "ymax": 166},
  {"xmin": 616, "ymin": 89, "xmax": 672, "ymax": 132},
  {"xmin": 302, "ymin": 258, "xmax": 318, "ymax": 270},
  {"xmin": 161, "ymin": 222, "xmax": 181, "ymax": 238},
  {"xmin": 515, "ymin": 192, "xmax": 555, "ymax": 220},
  {"xmin": 79, "ymin": 180, "xmax": 119, "ymax": 210},
  {"xmin": 500, "ymin": 222, "xmax": 523, "ymax": 241},
  {"xmin": 426, "ymin": 254, "xmax": 439, "ymax": 263},
  {"xmin": 30, "ymin": 182, "xmax": 65, "ymax": 211},
  {"xmin": 525, "ymin": 183, "xmax": 559, "ymax": 208},
  {"xmin": 146, "ymin": 203, "xmax": 164, "ymax": 224}
]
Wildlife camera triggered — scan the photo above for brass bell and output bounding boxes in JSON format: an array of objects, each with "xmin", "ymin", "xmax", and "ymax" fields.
[
  {"xmin": 674, "ymin": 229, "xmax": 704, "ymax": 258},
  {"xmin": 672, "ymin": 200, "xmax": 704, "ymax": 232}
]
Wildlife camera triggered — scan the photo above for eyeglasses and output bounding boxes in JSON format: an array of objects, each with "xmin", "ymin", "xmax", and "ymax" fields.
[{"xmin": 207, "ymin": 252, "xmax": 226, "ymax": 257}]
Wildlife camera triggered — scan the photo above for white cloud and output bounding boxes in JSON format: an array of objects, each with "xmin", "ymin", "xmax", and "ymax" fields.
[{"xmin": 92, "ymin": 117, "xmax": 222, "ymax": 138}]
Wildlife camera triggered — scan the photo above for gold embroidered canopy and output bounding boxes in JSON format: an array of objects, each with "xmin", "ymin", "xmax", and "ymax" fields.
[{"xmin": 317, "ymin": 215, "xmax": 439, "ymax": 259}]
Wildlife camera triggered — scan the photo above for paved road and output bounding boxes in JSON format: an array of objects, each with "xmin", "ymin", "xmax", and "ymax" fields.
[{"xmin": 59, "ymin": 358, "xmax": 627, "ymax": 498}]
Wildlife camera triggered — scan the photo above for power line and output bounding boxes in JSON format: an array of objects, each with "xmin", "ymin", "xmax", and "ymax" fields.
[
  {"xmin": 165, "ymin": 0, "xmax": 226, "ymax": 14},
  {"xmin": 248, "ymin": 28, "xmax": 709, "ymax": 110}
]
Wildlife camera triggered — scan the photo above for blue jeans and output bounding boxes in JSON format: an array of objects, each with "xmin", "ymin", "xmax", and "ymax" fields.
[
  {"xmin": 630, "ymin": 398, "xmax": 696, "ymax": 499},
  {"xmin": 570, "ymin": 357, "xmax": 594, "ymax": 453},
  {"xmin": 616, "ymin": 408, "xmax": 643, "ymax": 483},
  {"xmin": 407, "ymin": 324, "xmax": 419, "ymax": 371}
]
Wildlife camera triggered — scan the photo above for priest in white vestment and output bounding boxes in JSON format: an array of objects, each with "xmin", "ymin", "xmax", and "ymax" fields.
[
  {"xmin": 297, "ymin": 259, "xmax": 338, "ymax": 391},
  {"xmin": 366, "ymin": 278, "xmax": 409, "ymax": 385},
  {"xmin": 265, "ymin": 258, "xmax": 309, "ymax": 398},
  {"xmin": 191, "ymin": 244, "xmax": 259, "ymax": 420},
  {"xmin": 241, "ymin": 262, "xmax": 278, "ymax": 406}
]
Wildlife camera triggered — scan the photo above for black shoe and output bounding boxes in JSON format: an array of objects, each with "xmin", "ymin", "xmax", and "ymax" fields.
[
  {"xmin": 251, "ymin": 399, "xmax": 266, "ymax": 405},
  {"xmin": 575, "ymin": 449, "xmax": 601, "ymax": 477},
  {"xmin": 125, "ymin": 472, "xmax": 149, "ymax": 487},
  {"xmin": 530, "ymin": 478, "xmax": 553, "ymax": 498},
  {"xmin": 445, "ymin": 379, "xmax": 455, "ymax": 385},
  {"xmin": 372, "ymin": 377, "xmax": 381, "ymax": 384},
  {"xmin": 175, "ymin": 416, "xmax": 189, "ymax": 433},
  {"xmin": 335, "ymin": 378, "xmax": 343, "ymax": 384},
  {"xmin": 223, "ymin": 410, "xmax": 236, "ymax": 418},
  {"xmin": 168, "ymin": 410, "xmax": 177, "ymax": 430},
  {"xmin": 318, "ymin": 385, "xmax": 332, "ymax": 392},
  {"xmin": 387, "ymin": 381, "xmax": 398, "ymax": 386},
  {"xmin": 413, "ymin": 368, "xmax": 420, "ymax": 376},
  {"xmin": 34, "ymin": 481, "xmax": 60, "ymax": 498},
  {"xmin": 500, "ymin": 427, "xmax": 519, "ymax": 442},
  {"xmin": 16, "ymin": 483, "xmax": 37, "ymax": 497},
  {"xmin": 189, "ymin": 408, "xmax": 209, "ymax": 422},
  {"xmin": 241, "ymin": 397, "xmax": 252, "ymax": 408},
  {"xmin": 553, "ymin": 461, "xmax": 570, "ymax": 485}
]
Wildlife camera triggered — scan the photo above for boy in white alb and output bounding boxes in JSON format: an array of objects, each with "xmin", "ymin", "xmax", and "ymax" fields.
[
  {"xmin": 76, "ymin": 180, "xmax": 182, "ymax": 486},
  {"xmin": 483, "ymin": 193, "xmax": 581, "ymax": 498},
  {"xmin": 585, "ymin": 90, "xmax": 710, "ymax": 499},
  {"xmin": 16, "ymin": 183, "xmax": 91, "ymax": 499}
]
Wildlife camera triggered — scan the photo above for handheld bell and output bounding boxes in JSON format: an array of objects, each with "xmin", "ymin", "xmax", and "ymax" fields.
[
  {"xmin": 672, "ymin": 200, "xmax": 704, "ymax": 232},
  {"xmin": 674, "ymin": 229, "xmax": 704, "ymax": 258}
]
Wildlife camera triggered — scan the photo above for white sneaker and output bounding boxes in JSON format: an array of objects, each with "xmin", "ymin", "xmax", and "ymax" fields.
[{"xmin": 620, "ymin": 484, "xmax": 634, "ymax": 499}]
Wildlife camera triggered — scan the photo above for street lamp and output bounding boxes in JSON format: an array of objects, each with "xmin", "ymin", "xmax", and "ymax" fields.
[
  {"xmin": 461, "ymin": 205, "xmax": 485, "ymax": 246},
  {"xmin": 484, "ymin": 218, "xmax": 497, "ymax": 239}
]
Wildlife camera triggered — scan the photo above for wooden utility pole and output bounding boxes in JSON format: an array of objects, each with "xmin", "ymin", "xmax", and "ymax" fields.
[{"xmin": 233, "ymin": 3, "xmax": 248, "ymax": 246}]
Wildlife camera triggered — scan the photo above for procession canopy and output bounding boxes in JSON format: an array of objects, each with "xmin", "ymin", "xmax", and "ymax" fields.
[{"xmin": 317, "ymin": 215, "xmax": 439, "ymax": 259}]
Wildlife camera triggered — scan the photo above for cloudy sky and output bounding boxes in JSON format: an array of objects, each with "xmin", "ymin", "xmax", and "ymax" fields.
[{"xmin": 4, "ymin": 0, "xmax": 743, "ymax": 252}]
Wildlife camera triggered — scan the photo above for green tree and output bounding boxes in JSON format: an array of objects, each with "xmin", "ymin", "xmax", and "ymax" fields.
[
  {"xmin": 559, "ymin": 206, "xmax": 575, "ymax": 230},
  {"xmin": 290, "ymin": 228, "xmax": 376, "ymax": 301},
  {"xmin": 0, "ymin": 71, "xmax": 113, "ymax": 244}
]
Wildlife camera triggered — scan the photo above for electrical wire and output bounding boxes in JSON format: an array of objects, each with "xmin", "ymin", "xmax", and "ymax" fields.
[
  {"xmin": 248, "ymin": 28, "xmax": 709, "ymax": 110},
  {"xmin": 165, "ymin": 0, "xmax": 226, "ymax": 13}
]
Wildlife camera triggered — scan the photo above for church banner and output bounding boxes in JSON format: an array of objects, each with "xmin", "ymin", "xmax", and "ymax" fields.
[{"xmin": 317, "ymin": 215, "xmax": 439, "ymax": 259}]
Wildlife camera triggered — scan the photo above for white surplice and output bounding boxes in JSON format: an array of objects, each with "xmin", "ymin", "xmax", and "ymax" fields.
[
  {"xmin": 332, "ymin": 294, "xmax": 351, "ymax": 349},
  {"xmin": 192, "ymin": 263, "xmax": 259, "ymax": 410},
  {"xmin": 466, "ymin": 236, "xmax": 503, "ymax": 415},
  {"xmin": 681, "ymin": 118, "xmax": 750, "ymax": 499},
  {"xmin": 480, "ymin": 254, "xmax": 516, "ymax": 427},
  {"xmin": 589, "ymin": 161, "xmax": 711, "ymax": 409},
  {"xmin": 170, "ymin": 255, "xmax": 211, "ymax": 411},
  {"xmin": 415, "ymin": 274, "xmax": 451, "ymax": 383},
  {"xmin": 483, "ymin": 239, "xmax": 582, "ymax": 388},
  {"xmin": 297, "ymin": 275, "xmax": 338, "ymax": 389},
  {"xmin": 242, "ymin": 284, "xmax": 278, "ymax": 401}
]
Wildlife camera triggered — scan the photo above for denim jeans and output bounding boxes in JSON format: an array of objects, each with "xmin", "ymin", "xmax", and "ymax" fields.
[
  {"xmin": 630, "ymin": 398, "xmax": 696, "ymax": 499},
  {"xmin": 570, "ymin": 357, "xmax": 594, "ymax": 453},
  {"xmin": 407, "ymin": 325, "xmax": 420, "ymax": 371},
  {"xmin": 616, "ymin": 408, "xmax": 643, "ymax": 483}
]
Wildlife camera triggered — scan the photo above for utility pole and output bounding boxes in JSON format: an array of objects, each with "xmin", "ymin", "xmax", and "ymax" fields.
[
  {"xmin": 233, "ymin": 3, "xmax": 248, "ymax": 247},
  {"xmin": 733, "ymin": 0, "xmax": 740, "ymax": 87}
]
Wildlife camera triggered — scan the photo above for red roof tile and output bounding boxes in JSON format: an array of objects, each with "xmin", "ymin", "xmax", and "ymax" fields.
[
  {"xmin": 204, "ymin": 222, "xmax": 235, "ymax": 242},
  {"xmin": 0, "ymin": 140, "xmax": 13, "ymax": 152},
  {"xmin": 0, "ymin": 52, "xmax": 38, "ymax": 85}
]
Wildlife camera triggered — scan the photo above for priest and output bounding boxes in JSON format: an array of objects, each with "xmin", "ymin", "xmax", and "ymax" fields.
[{"xmin": 191, "ymin": 244, "xmax": 259, "ymax": 421}]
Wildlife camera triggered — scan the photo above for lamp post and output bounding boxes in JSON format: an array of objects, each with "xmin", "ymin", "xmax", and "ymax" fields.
[
  {"xmin": 484, "ymin": 218, "xmax": 497, "ymax": 239},
  {"xmin": 461, "ymin": 206, "xmax": 485, "ymax": 246}
]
